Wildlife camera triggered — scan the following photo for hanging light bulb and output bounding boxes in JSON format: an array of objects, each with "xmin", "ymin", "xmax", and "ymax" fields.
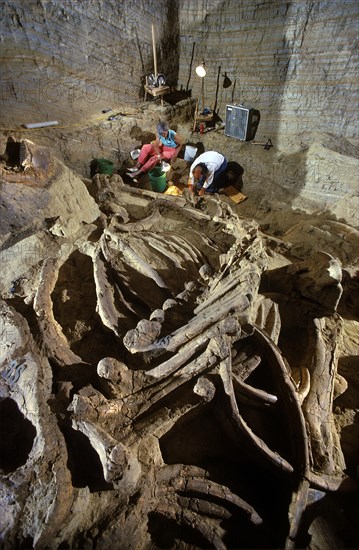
[{"xmin": 195, "ymin": 61, "xmax": 206, "ymax": 77}]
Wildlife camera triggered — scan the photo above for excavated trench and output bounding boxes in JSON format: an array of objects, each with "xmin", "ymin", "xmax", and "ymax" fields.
[
  {"xmin": 159, "ymin": 400, "xmax": 292, "ymax": 548},
  {"xmin": 61, "ymin": 423, "xmax": 113, "ymax": 492},
  {"xmin": 0, "ymin": 0, "xmax": 358, "ymax": 544},
  {"xmin": 0, "ymin": 397, "xmax": 36, "ymax": 473},
  {"xmin": 51, "ymin": 251, "xmax": 98, "ymax": 345},
  {"xmin": 0, "ymin": 130, "xmax": 358, "ymax": 550},
  {"xmin": 51, "ymin": 250, "xmax": 125, "ymax": 364}
]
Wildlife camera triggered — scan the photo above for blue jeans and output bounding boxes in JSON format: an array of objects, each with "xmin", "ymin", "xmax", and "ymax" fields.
[{"xmin": 198, "ymin": 158, "xmax": 228, "ymax": 193}]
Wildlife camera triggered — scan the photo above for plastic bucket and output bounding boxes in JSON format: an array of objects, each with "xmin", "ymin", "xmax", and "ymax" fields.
[
  {"xmin": 97, "ymin": 158, "xmax": 114, "ymax": 175},
  {"xmin": 148, "ymin": 167, "xmax": 167, "ymax": 192},
  {"xmin": 184, "ymin": 145, "xmax": 198, "ymax": 162}
]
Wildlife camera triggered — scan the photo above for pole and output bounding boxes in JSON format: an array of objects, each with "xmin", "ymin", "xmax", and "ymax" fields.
[
  {"xmin": 24, "ymin": 121, "xmax": 59, "ymax": 129},
  {"xmin": 201, "ymin": 78, "xmax": 205, "ymax": 111},
  {"xmin": 193, "ymin": 99, "xmax": 199, "ymax": 132},
  {"xmin": 151, "ymin": 23, "xmax": 158, "ymax": 79},
  {"xmin": 186, "ymin": 42, "xmax": 196, "ymax": 91},
  {"xmin": 213, "ymin": 65, "xmax": 221, "ymax": 115}
]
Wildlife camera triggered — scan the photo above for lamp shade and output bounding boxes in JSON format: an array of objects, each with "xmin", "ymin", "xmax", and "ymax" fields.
[
  {"xmin": 195, "ymin": 62, "xmax": 206, "ymax": 77},
  {"xmin": 223, "ymin": 72, "xmax": 232, "ymax": 88}
]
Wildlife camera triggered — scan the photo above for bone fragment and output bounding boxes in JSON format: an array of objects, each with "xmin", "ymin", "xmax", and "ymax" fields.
[
  {"xmin": 102, "ymin": 230, "xmax": 168, "ymax": 289},
  {"xmin": 145, "ymin": 317, "xmax": 240, "ymax": 379},
  {"xmin": 232, "ymin": 373, "xmax": 278, "ymax": 405}
]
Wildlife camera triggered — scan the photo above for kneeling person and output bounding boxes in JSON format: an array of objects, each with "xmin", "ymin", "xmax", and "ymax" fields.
[
  {"xmin": 188, "ymin": 151, "xmax": 228, "ymax": 195},
  {"xmin": 128, "ymin": 121, "xmax": 182, "ymax": 179}
]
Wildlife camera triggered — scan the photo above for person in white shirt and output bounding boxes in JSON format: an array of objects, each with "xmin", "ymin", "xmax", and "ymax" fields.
[{"xmin": 188, "ymin": 151, "xmax": 228, "ymax": 195}]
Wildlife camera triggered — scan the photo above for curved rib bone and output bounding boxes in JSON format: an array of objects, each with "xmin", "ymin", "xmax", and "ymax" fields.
[
  {"xmin": 102, "ymin": 230, "xmax": 168, "ymax": 289},
  {"xmin": 177, "ymin": 496, "xmax": 232, "ymax": 520},
  {"xmin": 172, "ymin": 477, "xmax": 263, "ymax": 526},
  {"xmin": 93, "ymin": 249, "xmax": 123, "ymax": 336},
  {"xmin": 153, "ymin": 503, "xmax": 227, "ymax": 550},
  {"xmin": 251, "ymin": 326, "xmax": 312, "ymax": 547},
  {"xmin": 251, "ymin": 326, "xmax": 310, "ymax": 476},
  {"xmin": 219, "ymin": 353, "xmax": 294, "ymax": 474},
  {"xmin": 232, "ymin": 373, "xmax": 278, "ymax": 405}
]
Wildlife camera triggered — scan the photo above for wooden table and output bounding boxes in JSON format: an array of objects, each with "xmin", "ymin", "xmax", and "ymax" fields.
[
  {"xmin": 195, "ymin": 113, "xmax": 214, "ymax": 123},
  {"xmin": 144, "ymin": 82, "xmax": 170, "ymax": 106},
  {"xmin": 193, "ymin": 100, "xmax": 214, "ymax": 131}
]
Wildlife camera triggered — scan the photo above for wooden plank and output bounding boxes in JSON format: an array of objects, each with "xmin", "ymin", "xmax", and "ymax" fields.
[
  {"xmin": 144, "ymin": 85, "xmax": 170, "ymax": 97},
  {"xmin": 223, "ymin": 186, "xmax": 247, "ymax": 204},
  {"xmin": 195, "ymin": 113, "xmax": 213, "ymax": 122}
]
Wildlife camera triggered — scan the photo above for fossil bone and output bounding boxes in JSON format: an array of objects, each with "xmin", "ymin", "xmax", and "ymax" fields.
[{"xmin": 1, "ymin": 150, "xmax": 356, "ymax": 550}]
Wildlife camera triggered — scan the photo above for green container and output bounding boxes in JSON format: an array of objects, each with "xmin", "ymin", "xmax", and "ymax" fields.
[
  {"xmin": 97, "ymin": 158, "xmax": 114, "ymax": 176},
  {"xmin": 148, "ymin": 167, "xmax": 167, "ymax": 192}
]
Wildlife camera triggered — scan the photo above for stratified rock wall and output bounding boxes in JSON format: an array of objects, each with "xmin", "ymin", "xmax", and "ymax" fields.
[
  {"xmin": 1, "ymin": 1, "xmax": 357, "ymax": 139},
  {"xmin": 0, "ymin": 0, "xmax": 179, "ymax": 127},
  {"xmin": 178, "ymin": 0, "xmax": 359, "ymax": 140}
]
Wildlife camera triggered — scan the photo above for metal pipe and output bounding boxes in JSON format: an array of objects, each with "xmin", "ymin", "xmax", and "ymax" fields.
[
  {"xmin": 201, "ymin": 78, "xmax": 205, "ymax": 111},
  {"xmin": 24, "ymin": 121, "xmax": 59, "ymax": 129}
]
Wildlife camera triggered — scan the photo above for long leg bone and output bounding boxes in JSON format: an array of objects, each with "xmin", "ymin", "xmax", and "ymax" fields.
[
  {"xmin": 33, "ymin": 258, "xmax": 82, "ymax": 365},
  {"xmin": 143, "ymin": 317, "xmax": 240, "ymax": 379},
  {"xmin": 302, "ymin": 316, "xmax": 346, "ymax": 475}
]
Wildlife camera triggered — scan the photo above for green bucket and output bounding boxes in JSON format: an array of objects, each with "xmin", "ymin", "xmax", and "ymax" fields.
[
  {"xmin": 148, "ymin": 167, "xmax": 167, "ymax": 192},
  {"xmin": 97, "ymin": 158, "xmax": 114, "ymax": 176}
]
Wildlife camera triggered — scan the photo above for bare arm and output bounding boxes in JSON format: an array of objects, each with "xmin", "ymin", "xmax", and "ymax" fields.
[
  {"xmin": 187, "ymin": 164, "xmax": 194, "ymax": 192},
  {"xmin": 152, "ymin": 138, "xmax": 161, "ymax": 155},
  {"xmin": 171, "ymin": 133, "xmax": 183, "ymax": 162},
  {"xmin": 151, "ymin": 138, "xmax": 163, "ymax": 163},
  {"xmin": 201, "ymin": 171, "xmax": 213, "ymax": 189}
]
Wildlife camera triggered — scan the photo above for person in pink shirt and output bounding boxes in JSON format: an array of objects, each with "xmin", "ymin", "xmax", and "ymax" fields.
[{"xmin": 128, "ymin": 121, "xmax": 182, "ymax": 178}]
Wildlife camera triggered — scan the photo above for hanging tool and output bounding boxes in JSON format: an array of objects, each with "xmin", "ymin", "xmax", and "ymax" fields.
[{"xmin": 147, "ymin": 23, "xmax": 166, "ymax": 88}]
